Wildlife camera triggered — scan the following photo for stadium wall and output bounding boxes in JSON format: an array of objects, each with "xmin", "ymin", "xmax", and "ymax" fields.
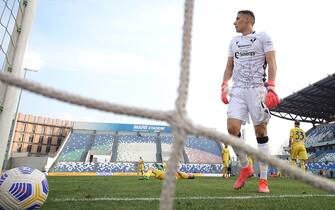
[{"xmin": 9, "ymin": 156, "xmax": 49, "ymax": 172}]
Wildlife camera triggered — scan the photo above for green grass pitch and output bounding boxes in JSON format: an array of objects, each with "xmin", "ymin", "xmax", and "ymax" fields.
[{"xmin": 42, "ymin": 176, "xmax": 335, "ymax": 210}]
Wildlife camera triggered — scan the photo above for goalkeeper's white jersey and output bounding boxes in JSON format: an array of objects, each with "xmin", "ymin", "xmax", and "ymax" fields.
[{"xmin": 228, "ymin": 31, "xmax": 274, "ymax": 88}]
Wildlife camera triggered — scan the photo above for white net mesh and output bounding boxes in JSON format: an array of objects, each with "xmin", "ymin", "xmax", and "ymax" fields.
[{"xmin": 0, "ymin": 0, "xmax": 23, "ymax": 103}]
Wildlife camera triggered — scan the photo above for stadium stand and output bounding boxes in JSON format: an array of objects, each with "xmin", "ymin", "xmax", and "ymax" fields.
[
  {"xmin": 116, "ymin": 134, "xmax": 157, "ymax": 162},
  {"xmin": 52, "ymin": 162, "xmax": 96, "ymax": 172},
  {"xmin": 318, "ymin": 153, "xmax": 335, "ymax": 162},
  {"xmin": 307, "ymin": 162, "xmax": 335, "ymax": 171},
  {"xmin": 56, "ymin": 133, "xmax": 93, "ymax": 162},
  {"xmin": 98, "ymin": 162, "xmax": 139, "ymax": 173},
  {"xmin": 51, "ymin": 161, "xmax": 225, "ymax": 174},
  {"xmin": 305, "ymin": 123, "xmax": 335, "ymax": 147},
  {"xmin": 160, "ymin": 135, "xmax": 222, "ymax": 163},
  {"xmin": 90, "ymin": 134, "xmax": 114, "ymax": 154},
  {"xmin": 184, "ymin": 136, "xmax": 222, "ymax": 163},
  {"xmin": 48, "ymin": 128, "xmax": 225, "ymax": 175},
  {"xmin": 180, "ymin": 163, "xmax": 222, "ymax": 174},
  {"xmin": 160, "ymin": 135, "xmax": 175, "ymax": 162}
]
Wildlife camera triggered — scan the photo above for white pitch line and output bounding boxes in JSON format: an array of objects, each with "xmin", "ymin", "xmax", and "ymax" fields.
[{"xmin": 52, "ymin": 194, "xmax": 335, "ymax": 202}]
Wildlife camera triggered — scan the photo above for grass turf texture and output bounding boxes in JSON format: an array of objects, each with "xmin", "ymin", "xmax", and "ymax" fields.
[{"xmin": 43, "ymin": 176, "xmax": 335, "ymax": 210}]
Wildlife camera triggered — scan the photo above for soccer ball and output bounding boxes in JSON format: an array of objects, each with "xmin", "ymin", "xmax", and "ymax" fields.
[{"xmin": 0, "ymin": 167, "xmax": 48, "ymax": 210}]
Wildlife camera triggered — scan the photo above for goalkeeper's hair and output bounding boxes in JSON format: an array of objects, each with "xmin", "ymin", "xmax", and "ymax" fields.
[{"xmin": 238, "ymin": 10, "xmax": 255, "ymax": 25}]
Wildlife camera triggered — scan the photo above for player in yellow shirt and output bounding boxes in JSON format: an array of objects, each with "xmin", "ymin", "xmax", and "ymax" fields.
[
  {"xmin": 144, "ymin": 162, "xmax": 195, "ymax": 180},
  {"xmin": 289, "ymin": 120, "xmax": 307, "ymax": 171},
  {"xmin": 138, "ymin": 157, "xmax": 145, "ymax": 177},
  {"xmin": 222, "ymin": 145, "xmax": 230, "ymax": 178},
  {"xmin": 146, "ymin": 166, "xmax": 166, "ymax": 180},
  {"xmin": 247, "ymin": 154, "xmax": 253, "ymax": 168}
]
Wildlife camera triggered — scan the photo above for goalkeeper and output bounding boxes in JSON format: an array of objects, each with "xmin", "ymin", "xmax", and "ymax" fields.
[{"xmin": 221, "ymin": 10, "xmax": 280, "ymax": 193}]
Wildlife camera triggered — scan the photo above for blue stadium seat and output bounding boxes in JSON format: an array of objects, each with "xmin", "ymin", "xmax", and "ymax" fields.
[
  {"xmin": 185, "ymin": 136, "xmax": 222, "ymax": 163},
  {"xmin": 116, "ymin": 135, "xmax": 157, "ymax": 162},
  {"xmin": 306, "ymin": 123, "xmax": 335, "ymax": 147},
  {"xmin": 91, "ymin": 134, "xmax": 114, "ymax": 153},
  {"xmin": 57, "ymin": 133, "xmax": 92, "ymax": 162}
]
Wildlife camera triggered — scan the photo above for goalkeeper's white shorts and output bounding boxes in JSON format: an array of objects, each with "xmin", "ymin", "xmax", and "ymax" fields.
[{"xmin": 227, "ymin": 86, "xmax": 271, "ymax": 125}]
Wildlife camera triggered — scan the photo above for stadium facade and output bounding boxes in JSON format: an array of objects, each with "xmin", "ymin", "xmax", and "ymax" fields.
[
  {"xmin": 47, "ymin": 121, "xmax": 224, "ymax": 176},
  {"xmin": 8, "ymin": 113, "xmax": 225, "ymax": 176}
]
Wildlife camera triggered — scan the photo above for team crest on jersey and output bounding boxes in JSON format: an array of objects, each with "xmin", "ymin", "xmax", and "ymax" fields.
[{"xmin": 237, "ymin": 40, "xmax": 256, "ymax": 49}]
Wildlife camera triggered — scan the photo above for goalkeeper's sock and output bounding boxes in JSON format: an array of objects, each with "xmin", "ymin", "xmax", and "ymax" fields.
[
  {"xmin": 257, "ymin": 142, "xmax": 269, "ymax": 180},
  {"xmin": 234, "ymin": 133, "xmax": 248, "ymax": 168},
  {"xmin": 236, "ymin": 151, "xmax": 248, "ymax": 168}
]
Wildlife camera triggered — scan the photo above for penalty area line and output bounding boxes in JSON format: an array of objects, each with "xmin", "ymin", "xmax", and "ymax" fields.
[{"xmin": 52, "ymin": 194, "xmax": 335, "ymax": 202}]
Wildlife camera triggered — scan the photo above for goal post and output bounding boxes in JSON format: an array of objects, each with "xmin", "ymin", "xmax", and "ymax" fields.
[{"xmin": 0, "ymin": 0, "xmax": 38, "ymax": 173}]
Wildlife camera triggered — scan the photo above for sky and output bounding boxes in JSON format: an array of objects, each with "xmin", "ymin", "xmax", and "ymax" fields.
[{"xmin": 19, "ymin": 0, "xmax": 335, "ymax": 155}]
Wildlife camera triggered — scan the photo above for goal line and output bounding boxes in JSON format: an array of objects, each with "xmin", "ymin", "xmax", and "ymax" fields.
[{"xmin": 52, "ymin": 194, "xmax": 335, "ymax": 202}]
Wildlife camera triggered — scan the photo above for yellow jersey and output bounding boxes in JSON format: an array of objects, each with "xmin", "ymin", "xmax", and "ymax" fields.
[
  {"xmin": 138, "ymin": 159, "xmax": 145, "ymax": 170},
  {"xmin": 290, "ymin": 127, "xmax": 306, "ymax": 146},
  {"xmin": 248, "ymin": 155, "xmax": 253, "ymax": 167},
  {"xmin": 152, "ymin": 169, "xmax": 165, "ymax": 180},
  {"xmin": 222, "ymin": 148, "xmax": 230, "ymax": 160}
]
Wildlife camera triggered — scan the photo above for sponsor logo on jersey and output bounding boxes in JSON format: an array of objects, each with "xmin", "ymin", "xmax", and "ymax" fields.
[{"xmin": 235, "ymin": 51, "xmax": 256, "ymax": 59}]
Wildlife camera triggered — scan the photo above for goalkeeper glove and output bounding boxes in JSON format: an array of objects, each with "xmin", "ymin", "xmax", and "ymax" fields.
[
  {"xmin": 221, "ymin": 80, "xmax": 229, "ymax": 104},
  {"xmin": 265, "ymin": 80, "xmax": 280, "ymax": 109}
]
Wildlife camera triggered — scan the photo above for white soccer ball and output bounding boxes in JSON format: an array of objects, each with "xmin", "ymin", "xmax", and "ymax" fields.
[{"xmin": 0, "ymin": 167, "xmax": 48, "ymax": 210}]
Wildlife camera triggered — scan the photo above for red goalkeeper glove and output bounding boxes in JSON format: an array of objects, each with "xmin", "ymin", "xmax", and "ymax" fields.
[
  {"xmin": 221, "ymin": 80, "xmax": 229, "ymax": 104},
  {"xmin": 265, "ymin": 80, "xmax": 280, "ymax": 109}
]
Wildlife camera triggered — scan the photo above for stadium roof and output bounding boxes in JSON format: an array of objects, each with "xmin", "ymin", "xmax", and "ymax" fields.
[{"xmin": 270, "ymin": 73, "xmax": 335, "ymax": 124}]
